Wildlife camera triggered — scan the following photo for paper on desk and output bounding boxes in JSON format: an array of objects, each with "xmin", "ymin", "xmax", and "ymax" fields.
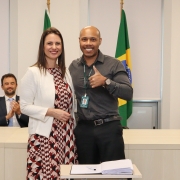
[
  {"xmin": 101, "ymin": 159, "xmax": 133, "ymax": 175},
  {"xmin": 71, "ymin": 159, "xmax": 133, "ymax": 175},
  {"xmin": 71, "ymin": 164, "xmax": 102, "ymax": 174}
]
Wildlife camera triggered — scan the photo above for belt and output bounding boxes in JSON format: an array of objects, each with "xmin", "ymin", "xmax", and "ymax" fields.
[{"xmin": 79, "ymin": 116, "xmax": 121, "ymax": 126}]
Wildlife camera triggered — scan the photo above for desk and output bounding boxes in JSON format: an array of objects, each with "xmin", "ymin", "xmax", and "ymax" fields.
[
  {"xmin": 61, "ymin": 164, "xmax": 142, "ymax": 179},
  {"xmin": 0, "ymin": 127, "xmax": 20, "ymax": 180},
  {"xmin": 0, "ymin": 128, "xmax": 180, "ymax": 180}
]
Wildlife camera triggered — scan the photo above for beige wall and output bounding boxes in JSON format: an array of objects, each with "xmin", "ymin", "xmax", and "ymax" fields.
[
  {"xmin": 0, "ymin": 0, "xmax": 9, "ymax": 84},
  {"xmin": 162, "ymin": 0, "xmax": 180, "ymax": 128},
  {"xmin": 170, "ymin": 0, "xmax": 180, "ymax": 128}
]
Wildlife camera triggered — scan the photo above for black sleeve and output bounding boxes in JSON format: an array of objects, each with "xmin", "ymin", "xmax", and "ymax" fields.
[
  {"xmin": 17, "ymin": 113, "xmax": 29, "ymax": 127},
  {"xmin": 0, "ymin": 116, "xmax": 8, "ymax": 126}
]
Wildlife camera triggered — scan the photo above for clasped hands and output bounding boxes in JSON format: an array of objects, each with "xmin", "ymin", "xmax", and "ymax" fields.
[
  {"xmin": 6, "ymin": 101, "xmax": 21, "ymax": 120},
  {"xmin": 89, "ymin": 65, "xmax": 106, "ymax": 88}
]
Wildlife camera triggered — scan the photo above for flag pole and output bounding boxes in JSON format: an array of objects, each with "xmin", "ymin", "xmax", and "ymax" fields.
[
  {"xmin": 120, "ymin": 0, "xmax": 124, "ymax": 9},
  {"xmin": 47, "ymin": 0, "xmax": 50, "ymax": 13},
  {"xmin": 120, "ymin": 0, "xmax": 124, "ymax": 16}
]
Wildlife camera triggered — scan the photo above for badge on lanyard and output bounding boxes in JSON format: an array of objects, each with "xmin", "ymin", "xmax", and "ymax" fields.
[
  {"xmin": 80, "ymin": 65, "xmax": 92, "ymax": 108},
  {"xmin": 80, "ymin": 94, "xmax": 89, "ymax": 108}
]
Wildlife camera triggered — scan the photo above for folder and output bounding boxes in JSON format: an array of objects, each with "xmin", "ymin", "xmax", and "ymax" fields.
[{"xmin": 71, "ymin": 159, "xmax": 133, "ymax": 175}]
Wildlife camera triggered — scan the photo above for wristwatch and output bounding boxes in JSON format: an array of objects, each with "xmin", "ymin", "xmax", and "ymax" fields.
[{"xmin": 105, "ymin": 78, "xmax": 111, "ymax": 86}]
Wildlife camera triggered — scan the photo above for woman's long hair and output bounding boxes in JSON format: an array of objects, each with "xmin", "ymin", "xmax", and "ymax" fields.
[{"xmin": 33, "ymin": 27, "xmax": 66, "ymax": 78}]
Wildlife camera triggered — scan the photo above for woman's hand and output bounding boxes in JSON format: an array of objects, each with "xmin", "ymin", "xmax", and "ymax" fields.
[{"xmin": 46, "ymin": 108, "xmax": 70, "ymax": 122}]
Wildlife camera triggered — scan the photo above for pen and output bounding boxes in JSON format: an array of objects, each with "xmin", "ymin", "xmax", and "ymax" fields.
[{"xmin": 86, "ymin": 166, "xmax": 96, "ymax": 171}]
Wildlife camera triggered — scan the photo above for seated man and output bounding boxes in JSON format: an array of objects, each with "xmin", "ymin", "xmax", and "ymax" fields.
[{"xmin": 0, "ymin": 73, "xmax": 29, "ymax": 127}]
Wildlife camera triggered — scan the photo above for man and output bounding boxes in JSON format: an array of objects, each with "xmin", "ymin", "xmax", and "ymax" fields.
[
  {"xmin": 0, "ymin": 73, "xmax": 29, "ymax": 127},
  {"xmin": 69, "ymin": 26, "xmax": 133, "ymax": 164}
]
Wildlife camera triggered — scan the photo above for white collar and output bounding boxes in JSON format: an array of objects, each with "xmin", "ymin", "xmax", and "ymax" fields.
[{"xmin": 5, "ymin": 95, "xmax": 16, "ymax": 101}]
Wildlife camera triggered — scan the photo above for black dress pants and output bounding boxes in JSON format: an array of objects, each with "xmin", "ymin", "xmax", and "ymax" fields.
[{"xmin": 74, "ymin": 120, "xmax": 125, "ymax": 164}]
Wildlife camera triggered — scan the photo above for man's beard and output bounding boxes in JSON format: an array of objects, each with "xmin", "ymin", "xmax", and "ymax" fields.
[{"xmin": 5, "ymin": 90, "xmax": 15, "ymax": 96}]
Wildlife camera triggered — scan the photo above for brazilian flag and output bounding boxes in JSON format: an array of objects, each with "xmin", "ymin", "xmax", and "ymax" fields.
[{"xmin": 115, "ymin": 9, "xmax": 132, "ymax": 127}]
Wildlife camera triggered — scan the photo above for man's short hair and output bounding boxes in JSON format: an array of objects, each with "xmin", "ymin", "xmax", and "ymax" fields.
[{"xmin": 1, "ymin": 73, "xmax": 17, "ymax": 86}]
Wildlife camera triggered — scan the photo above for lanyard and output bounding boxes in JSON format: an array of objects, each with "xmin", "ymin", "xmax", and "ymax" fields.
[{"xmin": 83, "ymin": 65, "xmax": 92, "ymax": 94}]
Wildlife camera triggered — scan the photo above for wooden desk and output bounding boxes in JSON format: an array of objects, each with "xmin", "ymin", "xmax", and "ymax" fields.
[
  {"xmin": 61, "ymin": 164, "xmax": 142, "ymax": 179},
  {"xmin": 0, "ymin": 127, "xmax": 20, "ymax": 180},
  {"xmin": 0, "ymin": 128, "xmax": 180, "ymax": 180}
]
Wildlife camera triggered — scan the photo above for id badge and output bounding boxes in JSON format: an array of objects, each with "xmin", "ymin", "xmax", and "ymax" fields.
[{"xmin": 80, "ymin": 95, "xmax": 89, "ymax": 108}]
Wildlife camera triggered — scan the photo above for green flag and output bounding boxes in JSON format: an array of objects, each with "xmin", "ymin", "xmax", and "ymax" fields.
[
  {"xmin": 115, "ymin": 9, "xmax": 132, "ymax": 127},
  {"xmin": 43, "ymin": 10, "xmax": 51, "ymax": 31}
]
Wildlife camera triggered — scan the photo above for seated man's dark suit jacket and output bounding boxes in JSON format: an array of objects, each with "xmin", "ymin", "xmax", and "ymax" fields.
[{"xmin": 0, "ymin": 95, "xmax": 29, "ymax": 127}]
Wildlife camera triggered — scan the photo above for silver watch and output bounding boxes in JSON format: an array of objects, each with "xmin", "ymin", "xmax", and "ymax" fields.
[{"xmin": 105, "ymin": 78, "xmax": 111, "ymax": 86}]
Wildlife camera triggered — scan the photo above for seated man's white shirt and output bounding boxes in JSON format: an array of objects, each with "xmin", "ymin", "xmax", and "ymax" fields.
[{"xmin": 5, "ymin": 95, "xmax": 20, "ymax": 127}]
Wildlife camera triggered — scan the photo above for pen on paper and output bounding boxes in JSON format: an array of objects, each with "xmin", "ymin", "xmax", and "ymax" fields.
[{"xmin": 86, "ymin": 166, "xmax": 96, "ymax": 171}]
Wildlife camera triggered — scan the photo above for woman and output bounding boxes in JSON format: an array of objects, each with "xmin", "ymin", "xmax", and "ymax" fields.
[{"xmin": 20, "ymin": 27, "xmax": 77, "ymax": 179}]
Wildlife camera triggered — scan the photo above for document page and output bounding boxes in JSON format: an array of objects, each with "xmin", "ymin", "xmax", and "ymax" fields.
[
  {"xmin": 101, "ymin": 159, "xmax": 133, "ymax": 175},
  {"xmin": 71, "ymin": 164, "xmax": 102, "ymax": 174}
]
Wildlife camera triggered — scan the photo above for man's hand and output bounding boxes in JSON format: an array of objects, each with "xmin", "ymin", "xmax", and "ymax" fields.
[
  {"xmin": 11, "ymin": 101, "xmax": 21, "ymax": 115},
  {"xmin": 89, "ymin": 65, "xmax": 106, "ymax": 88},
  {"xmin": 6, "ymin": 110, "xmax": 14, "ymax": 121}
]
